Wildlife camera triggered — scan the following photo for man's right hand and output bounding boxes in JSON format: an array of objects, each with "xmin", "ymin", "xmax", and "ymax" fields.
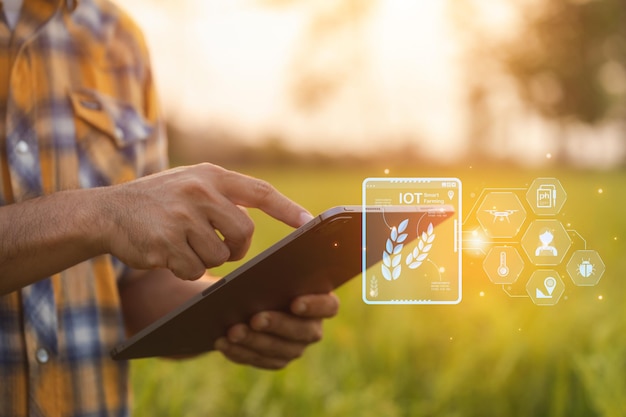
[
  {"xmin": 99, "ymin": 163, "xmax": 313, "ymax": 280},
  {"xmin": 0, "ymin": 163, "xmax": 312, "ymax": 293}
]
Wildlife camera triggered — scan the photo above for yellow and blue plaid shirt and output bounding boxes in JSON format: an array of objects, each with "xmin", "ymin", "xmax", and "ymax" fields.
[{"xmin": 0, "ymin": 0, "xmax": 167, "ymax": 416}]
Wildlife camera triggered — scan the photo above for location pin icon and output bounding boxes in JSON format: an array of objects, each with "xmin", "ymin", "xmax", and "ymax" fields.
[
  {"xmin": 544, "ymin": 277, "xmax": 556, "ymax": 296},
  {"xmin": 447, "ymin": 190, "xmax": 454, "ymax": 200}
]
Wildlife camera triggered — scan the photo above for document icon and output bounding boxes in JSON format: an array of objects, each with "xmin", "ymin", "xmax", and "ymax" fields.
[{"xmin": 536, "ymin": 184, "xmax": 556, "ymax": 209}]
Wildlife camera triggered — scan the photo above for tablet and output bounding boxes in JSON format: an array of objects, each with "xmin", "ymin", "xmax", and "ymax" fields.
[{"xmin": 110, "ymin": 205, "xmax": 454, "ymax": 360}]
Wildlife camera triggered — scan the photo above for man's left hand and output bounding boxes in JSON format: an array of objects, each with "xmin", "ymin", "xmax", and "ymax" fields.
[{"xmin": 214, "ymin": 293, "xmax": 340, "ymax": 369}]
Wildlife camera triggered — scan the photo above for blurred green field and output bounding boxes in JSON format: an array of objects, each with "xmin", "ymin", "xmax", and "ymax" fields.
[{"xmin": 130, "ymin": 165, "xmax": 626, "ymax": 417}]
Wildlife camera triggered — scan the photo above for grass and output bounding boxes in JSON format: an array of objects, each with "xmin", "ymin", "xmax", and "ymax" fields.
[{"xmin": 130, "ymin": 164, "xmax": 626, "ymax": 416}]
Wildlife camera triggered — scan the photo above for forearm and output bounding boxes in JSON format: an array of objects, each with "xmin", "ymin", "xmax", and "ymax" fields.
[
  {"xmin": 0, "ymin": 188, "xmax": 106, "ymax": 294},
  {"xmin": 0, "ymin": 163, "xmax": 314, "ymax": 295}
]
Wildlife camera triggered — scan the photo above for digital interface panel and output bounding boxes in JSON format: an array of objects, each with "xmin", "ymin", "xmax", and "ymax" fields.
[
  {"xmin": 362, "ymin": 178, "xmax": 462, "ymax": 304},
  {"xmin": 363, "ymin": 177, "xmax": 605, "ymax": 306}
]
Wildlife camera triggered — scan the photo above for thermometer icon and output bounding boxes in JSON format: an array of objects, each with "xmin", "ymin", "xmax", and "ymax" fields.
[{"xmin": 497, "ymin": 251, "xmax": 510, "ymax": 277}]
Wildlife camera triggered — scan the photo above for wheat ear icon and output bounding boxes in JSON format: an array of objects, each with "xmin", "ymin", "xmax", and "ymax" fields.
[
  {"xmin": 406, "ymin": 222, "xmax": 435, "ymax": 269},
  {"xmin": 369, "ymin": 275, "xmax": 379, "ymax": 298},
  {"xmin": 381, "ymin": 218, "xmax": 409, "ymax": 281}
]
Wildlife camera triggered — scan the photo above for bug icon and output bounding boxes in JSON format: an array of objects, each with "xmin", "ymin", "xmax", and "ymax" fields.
[{"xmin": 578, "ymin": 259, "xmax": 595, "ymax": 278}]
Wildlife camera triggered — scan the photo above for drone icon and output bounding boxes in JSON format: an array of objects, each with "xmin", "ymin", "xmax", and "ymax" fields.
[{"xmin": 484, "ymin": 209, "xmax": 518, "ymax": 223}]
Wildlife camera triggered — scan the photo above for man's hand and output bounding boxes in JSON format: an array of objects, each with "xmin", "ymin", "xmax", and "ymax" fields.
[
  {"xmin": 0, "ymin": 162, "xmax": 312, "ymax": 294},
  {"xmin": 99, "ymin": 163, "xmax": 313, "ymax": 280},
  {"xmin": 214, "ymin": 293, "xmax": 340, "ymax": 370}
]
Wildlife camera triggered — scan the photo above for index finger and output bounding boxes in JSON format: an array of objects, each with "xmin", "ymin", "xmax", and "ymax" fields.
[{"xmin": 219, "ymin": 170, "xmax": 313, "ymax": 228}]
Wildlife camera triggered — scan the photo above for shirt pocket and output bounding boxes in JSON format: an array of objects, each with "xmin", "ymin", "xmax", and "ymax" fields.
[{"xmin": 70, "ymin": 88, "xmax": 155, "ymax": 187}]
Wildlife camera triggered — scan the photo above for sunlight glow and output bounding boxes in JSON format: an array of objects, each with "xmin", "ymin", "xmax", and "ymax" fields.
[
  {"xmin": 464, "ymin": 228, "xmax": 489, "ymax": 254},
  {"xmin": 119, "ymin": 0, "xmax": 465, "ymax": 157},
  {"xmin": 118, "ymin": 0, "xmax": 626, "ymax": 166}
]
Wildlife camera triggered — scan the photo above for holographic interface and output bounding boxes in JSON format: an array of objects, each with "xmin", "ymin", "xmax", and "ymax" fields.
[
  {"xmin": 464, "ymin": 177, "xmax": 604, "ymax": 306},
  {"xmin": 362, "ymin": 177, "xmax": 605, "ymax": 306},
  {"xmin": 362, "ymin": 178, "xmax": 462, "ymax": 305}
]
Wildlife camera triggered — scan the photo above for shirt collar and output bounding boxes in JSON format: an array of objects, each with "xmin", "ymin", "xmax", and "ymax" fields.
[
  {"xmin": 64, "ymin": 0, "xmax": 79, "ymax": 12},
  {"xmin": 10, "ymin": 0, "xmax": 61, "ymax": 47}
]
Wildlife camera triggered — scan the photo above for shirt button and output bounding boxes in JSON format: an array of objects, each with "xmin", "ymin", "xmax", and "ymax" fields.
[
  {"xmin": 114, "ymin": 126, "xmax": 125, "ymax": 141},
  {"xmin": 79, "ymin": 99, "xmax": 101, "ymax": 111},
  {"xmin": 36, "ymin": 348, "xmax": 50, "ymax": 364},
  {"xmin": 16, "ymin": 140, "xmax": 29, "ymax": 154}
]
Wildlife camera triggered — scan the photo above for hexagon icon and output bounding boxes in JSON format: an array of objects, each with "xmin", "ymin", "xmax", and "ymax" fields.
[
  {"xmin": 476, "ymin": 192, "xmax": 527, "ymax": 238},
  {"xmin": 566, "ymin": 250, "xmax": 606, "ymax": 286},
  {"xmin": 526, "ymin": 270, "xmax": 565, "ymax": 306},
  {"xmin": 483, "ymin": 246, "xmax": 524, "ymax": 284},
  {"xmin": 526, "ymin": 178, "xmax": 567, "ymax": 216},
  {"xmin": 521, "ymin": 219, "xmax": 572, "ymax": 266}
]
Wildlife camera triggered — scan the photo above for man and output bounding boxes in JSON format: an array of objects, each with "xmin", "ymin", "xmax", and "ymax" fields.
[{"xmin": 0, "ymin": 0, "xmax": 338, "ymax": 416}]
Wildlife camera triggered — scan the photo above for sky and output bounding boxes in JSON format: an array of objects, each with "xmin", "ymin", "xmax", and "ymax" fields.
[
  {"xmin": 119, "ymin": 0, "xmax": 625, "ymax": 167},
  {"xmin": 119, "ymin": 0, "xmax": 466, "ymax": 161}
]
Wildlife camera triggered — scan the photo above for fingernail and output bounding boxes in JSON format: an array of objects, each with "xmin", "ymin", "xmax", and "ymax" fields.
[
  {"xmin": 214, "ymin": 338, "xmax": 229, "ymax": 352},
  {"xmin": 293, "ymin": 301, "xmax": 307, "ymax": 315},
  {"xmin": 299, "ymin": 212, "xmax": 314, "ymax": 225},
  {"xmin": 229, "ymin": 326, "xmax": 247, "ymax": 343},
  {"xmin": 254, "ymin": 313, "xmax": 270, "ymax": 330}
]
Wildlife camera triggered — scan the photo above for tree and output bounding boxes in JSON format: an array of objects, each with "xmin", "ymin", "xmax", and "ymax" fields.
[
  {"xmin": 503, "ymin": 0, "xmax": 625, "ymax": 122},
  {"xmin": 257, "ymin": 0, "xmax": 376, "ymax": 111},
  {"xmin": 452, "ymin": 0, "xmax": 626, "ymax": 165}
]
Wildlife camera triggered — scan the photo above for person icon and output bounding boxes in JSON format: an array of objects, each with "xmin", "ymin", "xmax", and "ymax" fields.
[{"xmin": 535, "ymin": 230, "xmax": 558, "ymax": 256}]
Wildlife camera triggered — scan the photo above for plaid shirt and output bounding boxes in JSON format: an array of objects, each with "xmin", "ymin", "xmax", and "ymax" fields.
[{"xmin": 0, "ymin": 0, "xmax": 167, "ymax": 416}]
